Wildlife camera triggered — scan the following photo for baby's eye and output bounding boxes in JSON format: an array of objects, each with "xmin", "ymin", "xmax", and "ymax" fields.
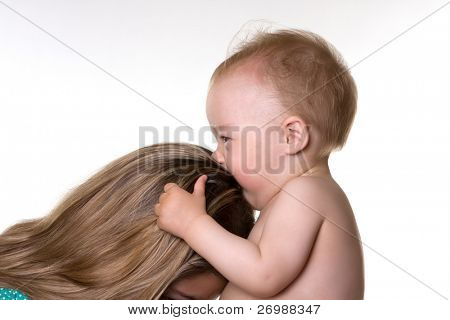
[{"xmin": 220, "ymin": 136, "xmax": 231, "ymax": 143}]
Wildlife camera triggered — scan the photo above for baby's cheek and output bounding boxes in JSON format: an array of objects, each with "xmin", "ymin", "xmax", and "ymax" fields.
[
  {"xmin": 231, "ymin": 151, "xmax": 259, "ymax": 177},
  {"xmin": 226, "ymin": 148, "xmax": 260, "ymax": 194},
  {"xmin": 234, "ymin": 171, "xmax": 261, "ymax": 194}
]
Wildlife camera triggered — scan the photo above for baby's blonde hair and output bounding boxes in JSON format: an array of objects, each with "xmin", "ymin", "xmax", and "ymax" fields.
[
  {"xmin": 210, "ymin": 28, "xmax": 357, "ymax": 159},
  {"xmin": 0, "ymin": 143, "xmax": 254, "ymax": 299}
]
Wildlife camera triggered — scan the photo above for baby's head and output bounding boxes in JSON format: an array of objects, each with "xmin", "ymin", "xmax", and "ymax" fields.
[{"xmin": 206, "ymin": 28, "xmax": 357, "ymax": 209}]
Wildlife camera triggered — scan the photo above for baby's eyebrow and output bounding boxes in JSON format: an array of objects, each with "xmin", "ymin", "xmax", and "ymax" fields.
[
  {"xmin": 212, "ymin": 125, "xmax": 238, "ymax": 132},
  {"xmin": 210, "ymin": 125, "xmax": 240, "ymax": 138}
]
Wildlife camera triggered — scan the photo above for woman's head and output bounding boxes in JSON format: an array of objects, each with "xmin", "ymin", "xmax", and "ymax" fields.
[{"xmin": 0, "ymin": 143, "xmax": 254, "ymax": 299}]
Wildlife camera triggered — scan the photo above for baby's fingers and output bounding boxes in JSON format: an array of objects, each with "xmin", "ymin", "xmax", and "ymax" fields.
[
  {"xmin": 154, "ymin": 203, "xmax": 161, "ymax": 216},
  {"xmin": 164, "ymin": 183, "xmax": 179, "ymax": 192},
  {"xmin": 158, "ymin": 191, "xmax": 168, "ymax": 203}
]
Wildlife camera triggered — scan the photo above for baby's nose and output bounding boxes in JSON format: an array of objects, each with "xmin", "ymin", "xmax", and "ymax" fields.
[{"xmin": 212, "ymin": 150, "xmax": 226, "ymax": 167}]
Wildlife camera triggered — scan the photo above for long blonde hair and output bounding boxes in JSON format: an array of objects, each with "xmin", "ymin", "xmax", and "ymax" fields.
[{"xmin": 0, "ymin": 143, "xmax": 254, "ymax": 299}]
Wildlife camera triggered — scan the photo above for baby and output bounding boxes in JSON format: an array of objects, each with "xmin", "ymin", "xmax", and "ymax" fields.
[{"xmin": 155, "ymin": 28, "xmax": 364, "ymax": 299}]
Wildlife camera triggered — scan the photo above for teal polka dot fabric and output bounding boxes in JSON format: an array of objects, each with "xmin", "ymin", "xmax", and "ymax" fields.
[{"xmin": 0, "ymin": 287, "xmax": 30, "ymax": 300}]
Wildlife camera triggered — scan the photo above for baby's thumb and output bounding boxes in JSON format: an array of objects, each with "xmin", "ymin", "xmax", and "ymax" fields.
[{"xmin": 193, "ymin": 175, "xmax": 207, "ymax": 197}]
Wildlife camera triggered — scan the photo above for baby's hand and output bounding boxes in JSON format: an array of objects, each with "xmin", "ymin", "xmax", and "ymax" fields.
[{"xmin": 155, "ymin": 175, "xmax": 208, "ymax": 239}]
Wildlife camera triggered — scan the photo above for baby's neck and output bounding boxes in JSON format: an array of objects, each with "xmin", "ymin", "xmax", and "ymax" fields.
[{"xmin": 300, "ymin": 157, "xmax": 331, "ymax": 178}]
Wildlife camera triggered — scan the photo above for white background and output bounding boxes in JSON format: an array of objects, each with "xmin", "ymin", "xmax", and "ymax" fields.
[{"xmin": 0, "ymin": 0, "xmax": 448, "ymax": 303}]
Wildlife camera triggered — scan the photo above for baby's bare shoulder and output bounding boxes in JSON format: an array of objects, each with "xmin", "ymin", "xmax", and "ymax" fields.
[{"xmin": 278, "ymin": 175, "xmax": 352, "ymax": 220}]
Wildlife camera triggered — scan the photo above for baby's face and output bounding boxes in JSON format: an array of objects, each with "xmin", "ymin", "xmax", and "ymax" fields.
[{"xmin": 206, "ymin": 64, "xmax": 288, "ymax": 210}]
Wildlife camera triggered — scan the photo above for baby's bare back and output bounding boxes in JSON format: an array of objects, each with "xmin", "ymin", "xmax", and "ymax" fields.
[{"xmin": 220, "ymin": 176, "xmax": 364, "ymax": 300}]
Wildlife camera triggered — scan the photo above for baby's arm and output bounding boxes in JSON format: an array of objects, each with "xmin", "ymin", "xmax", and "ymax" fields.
[{"xmin": 156, "ymin": 176, "xmax": 324, "ymax": 298}]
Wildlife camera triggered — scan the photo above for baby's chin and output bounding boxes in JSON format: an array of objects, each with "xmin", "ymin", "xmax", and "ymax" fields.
[{"xmin": 242, "ymin": 189, "xmax": 260, "ymax": 211}]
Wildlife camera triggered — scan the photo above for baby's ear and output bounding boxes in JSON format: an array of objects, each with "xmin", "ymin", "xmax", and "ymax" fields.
[{"xmin": 282, "ymin": 116, "xmax": 310, "ymax": 155}]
